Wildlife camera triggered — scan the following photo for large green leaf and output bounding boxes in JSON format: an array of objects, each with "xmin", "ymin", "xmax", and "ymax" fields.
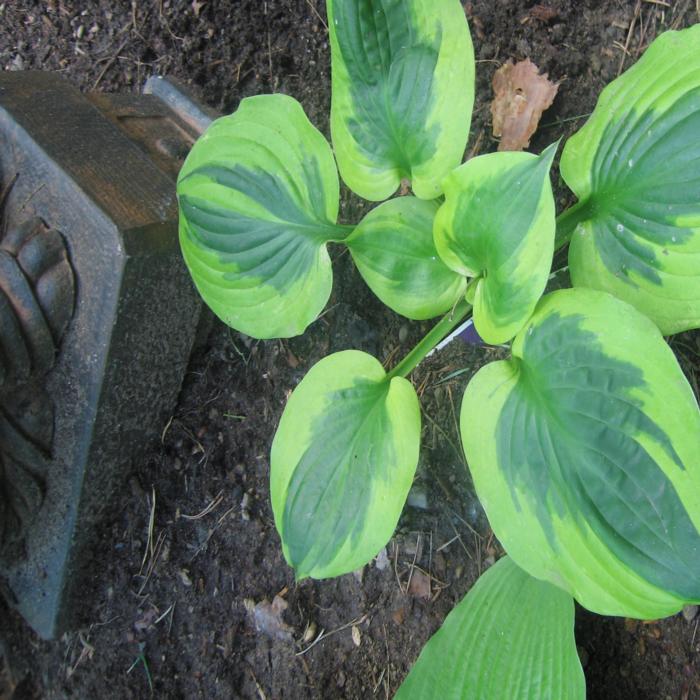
[
  {"xmin": 346, "ymin": 197, "xmax": 466, "ymax": 320},
  {"xmin": 327, "ymin": 0, "xmax": 474, "ymax": 201},
  {"xmin": 270, "ymin": 350, "xmax": 420, "ymax": 579},
  {"xmin": 177, "ymin": 94, "xmax": 347, "ymax": 340},
  {"xmin": 396, "ymin": 557, "xmax": 585, "ymax": 700},
  {"xmin": 559, "ymin": 24, "xmax": 700, "ymax": 335},
  {"xmin": 434, "ymin": 144, "xmax": 557, "ymax": 344},
  {"xmin": 461, "ymin": 288, "xmax": 700, "ymax": 619}
]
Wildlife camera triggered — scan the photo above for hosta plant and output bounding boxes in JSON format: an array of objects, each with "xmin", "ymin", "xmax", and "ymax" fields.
[{"xmin": 178, "ymin": 1, "xmax": 700, "ymax": 696}]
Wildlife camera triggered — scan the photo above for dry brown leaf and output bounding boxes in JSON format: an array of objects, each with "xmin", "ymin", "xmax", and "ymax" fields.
[
  {"xmin": 530, "ymin": 5, "xmax": 559, "ymax": 22},
  {"xmin": 407, "ymin": 569, "xmax": 431, "ymax": 600},
  {"xmin": 245, "ymin": 595, "xmax": 294, "ymax": 641},
  {"xmin": 491, "ymin": 59, "xmax": 559, "ymax": 151}
]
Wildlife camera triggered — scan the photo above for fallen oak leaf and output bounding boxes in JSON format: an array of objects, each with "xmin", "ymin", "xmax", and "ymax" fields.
[{"xmin": 491, "ymin": 59, "xmax": 559, "ymax": 151}]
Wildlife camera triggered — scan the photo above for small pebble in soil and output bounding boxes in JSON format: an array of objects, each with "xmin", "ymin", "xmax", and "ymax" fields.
[
  {"xmin": 407, "ymin": 488, "xmax": 429, "ymax": 510},
  {"xmin": 374, "ymin": 547, "xmax": 389, "ymax": 571},
  {"xmin": 240, "ymin": 492, "xmax": 251, "ymax": 521},
  {"xmin": 398, "ymin": 325, "xmax": 409, "ymax": 343},
  {"xmin": 682, "ymin": 604, "xmax": 698, "ymax": 622}
]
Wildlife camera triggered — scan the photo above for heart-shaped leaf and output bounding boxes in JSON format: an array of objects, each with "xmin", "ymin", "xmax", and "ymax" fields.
[
  {"xmin": 271, "ymin": 350, "xmax": 420, "ymax": 579},
  {"xmin": 327, "ymin": 0, "xmax": 474, "ymax": 201},
  {"xmin": 461, "ymin": 288, "xmax": 700, "ymax": 619},
  {"xmin": 396, "ymin": 557, "xmax": 585, "ymax": 700},
  {"xmin": 178, "ymin": 94, "xmax": 348, "ymax": 340},
  {"xmin": 434, "ymin": 144, "xmax": 557, "ymax": 344},
  {"xmin": 346, "ymin": 197, "xmax": 466, "ymax": 320},
  {"xmin": 559, "ymin": 24, "xmax": 700, "ymax": 335}
]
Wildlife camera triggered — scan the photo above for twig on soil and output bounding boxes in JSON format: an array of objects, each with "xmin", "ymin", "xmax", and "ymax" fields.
[
  {"xmin": 383, "ymin": 622, "xmax": 391, "ymax": 698},
  {"xmin": 136, "ymin": 530, "xmax": 167, "ymax": 596},
  {"xmin": 393, "ymin": 540, "xmax": 404, "ymax": 593},
  {"xmin": 382, "ymin": 345, "xmax": 401, "ymax": 371},
  {"xmin": 305, "ymin": 0, "xmax": 328, "ymax": 30},
  {"xmin": 449, "ymin": 521, "xmax": 473, "ymax": 561},
  {"xmin": 140, "ymin": 487, "xmax": 157, "ymax": 574},
  {"xmin": 248, "ymin": 667, "xmax": 267, "ymax": 700},
  {"xmin": 179, "ymin": 490, "xmax": 224, "ymax": 520},
  {"xmin": 373, "ymin": 667, "xmax": 386, "ymax": 695},
  {"xmin": 153, "ymin": 603, "xmax": 174, "ymax": 626},
  {"xmin": 449, "ymin": 507, "xmax": 485, "ymax": 541},
  {"xmin": 670, "ymin": 0, "xmax": 692, "ymax": 29},
  {"xmin": 475, "ymin": 531, "xmax": 482, "ymax": 573},
  {"xmin": 188, "ymin": 505, "xmax": 235, "ymax": 562},
  {"xmin": 158, "ymin": 0, "xmax": 185, "ymax": 41},
  {"xmin": 428, "ymin": 530, "xmax": 433, "ymax": 589},
  {"xmin": 422, "ymin": 410, "xmax": 463, "ymax": 464},
  {"xmin": 161, "ymin": 415, "xmax": 174, "ymax": 443},
  {"xmin": 92, "ymin": 36, "xmax": 130, "ymax": 89},
  {"xmin": 66, "ymin": 633, "xmax": 95, "ymax": 679},
  {"xmin": 617, "ymin": 0, "xmax": 641, "ymax": 76},
  {"xmin": 415, "ymin": 371, "xmax": 432, "ymax": 398},
  {"xmin": 447, "ymin": 384, "xmax": 467, "ymax": 469},
  {"xmin": 436, "ymin": 534, "xmax": 460, "ymax": 552},
  {"xmin": 539, "ymin": 112, "xmax": 591, "ymax": 129},
  {"xmin": 405, "ymin": 533, "xmax": 422, "ymax": 596},
  {"xmin": 267, "ymin": 30, "xmax": 273, "ymax": 75},
  {"xmin": 467, "ymin": 128, "xmax": 484, "ymax": 159}
]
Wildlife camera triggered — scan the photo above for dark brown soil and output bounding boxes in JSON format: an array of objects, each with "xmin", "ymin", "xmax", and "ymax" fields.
[{"xmin": 1, "ymin": 1, "xmax": 700, "ymax": 699}]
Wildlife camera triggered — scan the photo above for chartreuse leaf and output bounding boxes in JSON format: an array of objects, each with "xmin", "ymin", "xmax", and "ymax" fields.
[
  {"xmin": 177, "ymin": 94, "xmax": 348, "ymax": 340},
  {"xmin": 346, "ymin": 197, "xmax": 466, "ymax": 320},
  {"xmin": 270, "ymin": 350, "xmax": 420, "ymax": 579},
  {"xmin": 434, "ymin": 144, "xmax": 557, "ymax": 345},
  {"xmin": 560, "ymin": 24, "xmax": 700, "ymax": 334},
  {"xmin": 461, "ymin": 288, "xmax": 700, "ymax": 619},
  {"xmin": 396, "ymin": 557, "xmax": 585, "ymax": 700},
  {"xmin": 327, "ymin": 0, "xmax": 474, "ymax": 201}
]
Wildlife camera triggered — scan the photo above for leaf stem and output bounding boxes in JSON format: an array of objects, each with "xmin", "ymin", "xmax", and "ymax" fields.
[
  {"xmin": 387, "ymin": 299, "xmax": 473, "ymax": 380},
  {"xmin": 329, "ymin": 223, "xmax": 356, "ymax": 242},
  {"xmin": 554, "ymin": 199, "xmax": 595, "ymax": 250}
]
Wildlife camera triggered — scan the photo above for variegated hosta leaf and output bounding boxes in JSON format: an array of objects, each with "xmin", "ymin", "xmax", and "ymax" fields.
[
  {"xmin": 270, "ymin": 350, "xmax": 420, "ymax": 579},
  {"xmin": 346, "ymin": 197, "xmax": 466, "ymax": 320},
  {"xmin": 560, "ymin": 24, "xmax": 700, "ymax": 335},
  {"xmin": 461, "ymin": 288, "xmax": 700, "ymax": 619},
  {"xmin": 434, "ymin": 144, "xmax": 557, "ymax": 345},
  {"xmin": 327, "ymin": 0, "xmax": 474, "ymax": 201},
  {"xmin": 178, "ymin": 94, "xmax": 347, "ymax": 340},
  {"xmin": 396, "ymin": 557, "xmax": 585, "ymax": 700}
]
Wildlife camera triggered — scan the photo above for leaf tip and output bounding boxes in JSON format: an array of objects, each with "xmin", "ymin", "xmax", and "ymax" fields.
[{"xmin": 538, "ymin": 140, "xmax": 559, "ymax": 169}]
